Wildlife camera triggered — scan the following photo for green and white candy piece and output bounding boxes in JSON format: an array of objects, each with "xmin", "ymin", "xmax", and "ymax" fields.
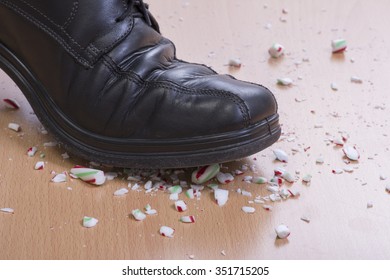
[
  {"xmin": 191, "ymin": 164, "xmax": 220, "ymax": 184},
  {"xmin": 214, "ymin": 189, "xmax": 229, "ymax": 206},
  {"xmin": 331, "ymin": 39, "xmax": 347, "ymax": 53},
  {"xmin": 83, "ymin": 216, "xmax": 98, "ymax": 228},
  {"xmin": 276, "ymin": 77, "xmax": 293, "ymax": 86},
  {"xmin": 168, "ymin": 185, "xmax": 182, "ymax": 194},
  {"xmin": 252, "ymin": 177, "xmax": 268, "ymax": 184},
  {"xmin": 70, "ymin": 165, "xmax": 106, "ymax": 186},
  {"xmin": 132, "ymin": 209, "xmax": 146, "ymax": 221},
  {"xmin": 207, "ymin": 183, "xmax": 219, "ymax": 190}
]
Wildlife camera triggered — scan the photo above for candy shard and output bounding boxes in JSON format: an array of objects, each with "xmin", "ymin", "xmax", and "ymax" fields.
[
  {"xmin": 268, "ymin": 43, "xmax": 285, "ymax": 58},
  {"xmin": 3, "ymin": 98, "xmax": 20, "ymax": 109},
  {"xmin": 227, "ymin": 58, "xmax": 242, "ymax": 67},
  {"xmin": 252, "ymin": 176, "xmax": 268, "ymax": 184},
  {"xmin": 34, "ymin": 161, "xmax": 45, "ymax": 170},
  {"xmin": 191, "ymin": 164, "xmax": 220, "ymax": 184},
  {"xmin": 273, "ymin": 149, "xmax": 289, "ymax": 162},
  {"xmin": 351, "ymin": 76, "xmax": 363, "ymax": 83},
  {"xmin": 132, "ymin": 209, "xmax": 146, "ymax": 221},
  {"xmin": 214, "ymin": 189, "xmax": 229, "ymax": 206},
  {"xmin": 27, "ymin": 147, "xmax": 38, "ymax": 157},
  {"xmin": 216, "ymin": 172, "xmax": 234, "ymax": 184},
  {"xmin": 51, "ymin": 173, "xmax": 67, "ymax": 183},
  {"xmin": 0, "ymin": 208, "xmax": 14, "ymax": 214},
  {"xmin": 159, "ymin": 226, "xmax": 175, "ymax": 238},
  {"xmin": 242, "ymin": 206, "xmax": 255, "ymax": 214},
  {"xmin": 343, "ymin": 145, "xmax": 360, "ymax": 161},
  {"xmin": 275, "ymin": 224, "xmax": 290, "ymax": 239},
  {"xmin": 144, "ymin": 180, "xmax": 153, "ymax": 190},
  {"xmin": 175, "ymin": 200, "xmax": 187, "ymax": 212},
  {"xmin": 114, "ymin": 188, "xmax": 129, "ymax": 196},
  {"xmin": 180, "ymin": 215, "xmax": 196, "ymax": 223},
  {"xmin": 70, "ymin": 166, "xmax": 106, "ymax": 186},
  {"xmin": 82, "ymin": 216, "xmax": 98, "ymax": 228},
  {"xmin": 331, "ymin": 39, "xmax": 347, "ymax": 53},
  {"xmin": 8, "ymin": 123, "xmax": 21, "ymax": 132},
  {"xmin": 168, "ymin": 185, "xmax": 182, "ymax": 194},
  {"xmin": 277, "ymin": 77, "xmax": 293, "ymax": 86}
]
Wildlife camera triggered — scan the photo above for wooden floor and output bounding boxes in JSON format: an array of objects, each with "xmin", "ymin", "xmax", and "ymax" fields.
[{"xmin": 1, "ymin": 0, "xmax": 390, "ymax": 259}]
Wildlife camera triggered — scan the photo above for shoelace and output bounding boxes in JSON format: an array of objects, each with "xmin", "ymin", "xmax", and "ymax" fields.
[{"xmin": 116, "ymin": 0, "xmax": 152, "ymax": 26}]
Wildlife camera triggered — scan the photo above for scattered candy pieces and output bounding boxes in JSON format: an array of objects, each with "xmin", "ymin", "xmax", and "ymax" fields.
[
  {"xmin": 191, "ymin": 164, "xmax": 220, "ymax": 184},
  {"xmin": 214, "ymin": 189, "xmax": 229, "ymax": 206},
  {"xmin": 114, "ymin": 188, "xmax": 129, "ymax": 196},
  {"xmin": 331, "ymin": 39, "xmax": 347, "ymax": 53},
  {"xmin": 51, "ymin": 173, "xmax": 67, "ymax": 183},
  {"xmin": 159, "ymin": 226, "xmax": 175, "ymax": 238},
  {"xmin": 70, "ymin": 166, "xmax": 106, "ymax": 186},
  {"xmin": 175, "ymin": 200, "xmax": 187, "ymax": 212},
  {"xmin": 277, "ymin": 77, "xmax": 293, "ymax": 86},
  {"xmin": 180, "ymin": 215, "xmax": 196, "ymax": 223},
  {"xmin": 242, "ymin": 206, "xmax": 255, "ymax": 214},
  {"xmin": 82, "ymin": 216, "xmax": 98, "ymax": 228},
  {"xmin": 273, "ymin": 149, "xmax": 289, "ymax": 162},
  {"xmin": 27, "ymin": 147, "xmax": 38, "ymax": 157},
  {"xmin": 34, "ymin": 161, "xmax": 44, "ymax": 170},
  {"xmin": 342, "ymin": 145, "xmax": 360, "ymax": 161},
  {"xmin": 8, "ymin": 123, "xmax": 21, "ymax": 132},
  {"xmin": 3, "ymin": 98, "xmax": 20, "ymax": 109},
  {"xmin": 216, "ymin": 172, "xmax": 234, "ymax": 184},
  {"xmin": 0, "ymin": 208, "xmax": 14, "ymax": 214},
  {"xmin": 275, "ymin": 224, "xmax": 290, "ymax": 239},
  {"xmin": 268, "ymin": 43, "xmax": 285, "ymax": 58},
  {"xmin": 132, "ymin": 209, "xmax": 146, "ymax": 221}
]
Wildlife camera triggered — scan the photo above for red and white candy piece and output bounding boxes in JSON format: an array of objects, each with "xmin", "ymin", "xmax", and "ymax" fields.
[
  {"xmin": 275, "ymin": 224, "xmax": 290, "ymax": 239},
  {"xmin": 159, "ymin": 226, "xmax": 175, "ymax": 238},
  {"xmin": 342, "ymin": 145, "xmax": 360, "ymax": 161},
  {"xmin": 34, "ymin": 161, "xmax": 44, "ymax": 170},
  {"xmin": 175, "ymin": 200, "xmax": 187, "ymax": 212},
  {"xmin": 70, "ymin": 165, "xmax": 106, "ymax": 186},
  {"xmin": 27, "ymin": 147, "xmax": 38, "ymax": 157},
  {"xmin": 214, "ymin": 188, "xmax": 229, "ymax": 206},
  {"xmin": 51, "ymin": 173, "xmax": 67, "ymax": 183},
  {"xmin": 216, "ymin": 172, "xmax": 234, "ymax": 184},
  {"xmin": 180, "ymin": 215, "xmax": 196, "ymax": 223},
  {"xmin": 82, "ymin": 216, "xmax": 98, "ymax": 228},
  {"xmin": 3, "ymin": 98, "xmax": 20, "ymax": 109},
  {"xmin": 242, "ymin": 206, "xmax": 255, "ymax": 214},
  {"xmin": 268, "ymin": 43, "xmax": 285, "ymax": 58},
  {"xmin": 273, "ymin": 149, "xmax": 288, "ymax": 162},
  {"xmin": 191, "ymin": 164, "xmax": 220, "ymax": 184},
  {"xmin": 331, "ymin": 39, "xmax": 347, "ymax": 53},
  {"xmin": 132, "ymin": 209, "xmax": 146, "ymax": 221}
]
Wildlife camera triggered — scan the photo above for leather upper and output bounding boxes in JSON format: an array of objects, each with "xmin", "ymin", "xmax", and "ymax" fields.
[{"xmin": 0, "ymin": 0, "xmax": 277, "ymax": 139}]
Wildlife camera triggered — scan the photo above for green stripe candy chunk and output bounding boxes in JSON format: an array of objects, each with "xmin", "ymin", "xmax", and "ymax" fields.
[
  {"xmin": 70, "ymin": 165, "xmax": 106, "ymax": 186},
  {"xmin": 83, "ymin": 216, "xmax": 98, "ymax": 228},
  {"xmin": 191, "ymin": 164, "xmax": 220, "ymax": 184}
]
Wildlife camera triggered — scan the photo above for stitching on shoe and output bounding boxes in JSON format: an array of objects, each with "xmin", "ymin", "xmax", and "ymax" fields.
[
  {"xmin": 63, "ymin": 1, "xmax": 79, "ymax": 29},
  {"xmin": 1, "ymin": 0, "xmax": 91, "ymax": 67}
]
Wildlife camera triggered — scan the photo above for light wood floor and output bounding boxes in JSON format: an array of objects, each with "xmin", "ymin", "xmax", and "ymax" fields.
[{"xmin": 1, "ymin": 0, "xmax": 390, "ymax": 259}]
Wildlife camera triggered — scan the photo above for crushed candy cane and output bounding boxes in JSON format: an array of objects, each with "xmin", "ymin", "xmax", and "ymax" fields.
[
  {"xmin": 268, "ymin": 43, "xmax": 285, "ymax": 58},
  {"xmin": 277, "ymin": 77, "xmax": 293, "ymax": 86},
  {"xmin": 252, "ymin": 176, "xmax": 268, "ymax": 184},
  {"xmin": 34, "ymin": 161, "xmax": 44, "ymax": 170},
  {"xmin": 114, "ymin": 188, "xmax": 129, "ymax": 196},
  {"xmin": 242, "ymin": 206, "xmax": 255, "ymax": 214},
  {"xmin": 8, "ymin": 123, "xmax": 21, "ymax": 132},
  {"xmin": 351, "ymin": 76, "xmax": 363, "ymax": 83},
  {"xmin": 51, "ymin": 173, "xmax": 67, "ymax": 183},
  {"xmin": 175, "ymin": 200, "xmax": 187, "ymax": 212},
  {"xmin": 214, "ymin": 189, "xmax": 229, "ymax": 206},
  {"xmin": 216, "ymin": 172, "xmax": 234, "ymax": 184},
  {"xmin": 227, "ymin": 58, "xmax": 242, "ymax": 67},
  {"xmin": 331, "ymin": 39, "xmax": 347, "ymax": 53},
  {"xmin": 3, "ymin": 98, "xmax": 20, "ymax": 109},
  {"xmin": 70, "ymin": 166, "xmax": 106, "ymax": 186},
  {"xmin": 275, "ymin": 224, "xmax": 290, "ymax": 239},
  {"xmin": 27, "ymin": 147, "xmax": 38, "ymax": 157},
  {"xmin": 301, "ymin": 216, "xmax": 310, "ymax": 223},
  {"xmin": 273, "ymin": 149, "xmax": 288, "ymax": 162},
  {"xmin": 180, "ymin": 215, "xmax": 196, "ymax": 223},
  {"xmin": 343, "ymin": 145, "xmax": 360, "ymax": 161},
  {"xmin": 132, "ymin": 209, "xmax": 147, "ymax": 221},
  {"xmin": 0, "ymin": 208, "xmax": 14, "ymax": 214},
  {"xmin": 82, "ymin": 216, "xmax": 98, "ymax": 228},
  {"xmin": 332, "ymin": 168, "xmax": 344, "ymax": 174},
  {"xmin": 159, "ymin": 226, "xmax": 175, "ymax": 238}
]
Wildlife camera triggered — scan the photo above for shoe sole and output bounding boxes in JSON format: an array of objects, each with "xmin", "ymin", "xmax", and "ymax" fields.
[{"xmin": 0, "ymin": 42, "xmax": 281, "ymax": 168}]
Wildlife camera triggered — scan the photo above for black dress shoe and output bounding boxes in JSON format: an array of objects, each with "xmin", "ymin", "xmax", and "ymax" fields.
[{"xmin": 0, "ymin": 0, "xmax": 281, "ymax": 168}]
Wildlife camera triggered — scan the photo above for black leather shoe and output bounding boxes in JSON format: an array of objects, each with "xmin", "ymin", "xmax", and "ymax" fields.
[{"xmin": 0, "ymin": 0, "xmax": 281, "ymax": 168}]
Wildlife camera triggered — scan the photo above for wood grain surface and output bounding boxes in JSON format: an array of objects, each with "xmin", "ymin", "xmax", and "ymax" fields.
[{"xmin": 1, "ymin": 0, "xmax": 390, "ymax": 259}]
